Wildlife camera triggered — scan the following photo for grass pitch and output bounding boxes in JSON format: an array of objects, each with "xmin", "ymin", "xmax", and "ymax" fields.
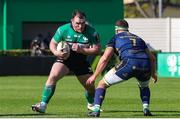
[{"xmin": 0, "ymin": 76, "xmax": 180, "ymax": 118}]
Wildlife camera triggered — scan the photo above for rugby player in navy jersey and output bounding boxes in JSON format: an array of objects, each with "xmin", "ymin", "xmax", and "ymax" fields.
[{"xmin": 86, "ymin": 19, "xmax": 157, "ymax": 117}]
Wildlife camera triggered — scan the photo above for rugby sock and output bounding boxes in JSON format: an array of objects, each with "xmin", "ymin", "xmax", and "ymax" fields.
[
  {"xmin": 94, "ymin": 88, "xmax": 106, "ymax": 107},
  {"xmin": 40, "ymin": 102, "xmax": 47, "ymax": 107},
  {"xmin": 85, "ymin": 91, "xmax": 94, "ymax": 104},
  {"xmin": 139, "ymin": 87, "xmax": 150, "ymax": 105},
  {"xmin": 93, "ymin": 105, "xmax": 101, "ymax": 112},
  {"xmin": 41, "ymin": 85, "xmax": 56, "ymax": 104},
  {"xmin": 143, "ymin": 103, "xmax": 149, "ymax": 110}
]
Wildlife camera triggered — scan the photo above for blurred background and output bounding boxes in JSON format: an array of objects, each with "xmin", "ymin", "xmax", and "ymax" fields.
[
  {"xmin": 0, "ymin": 1, "xmax": 180, "ymax": 118},
  {"xmin": 0, "ymin": 0, "xmax": 180, "ymax": 78},
  {"xmin": 0, "ymin": 0, "xmax": 123, "ymax": 50},
  {"xmin": 124, "ymin": 0, "xmax": 180, "ymax": 78}
]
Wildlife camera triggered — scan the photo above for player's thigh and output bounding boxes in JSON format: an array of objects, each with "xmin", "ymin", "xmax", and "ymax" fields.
[
  {"xmin": 104, "ymin": 59, "xmax": 134, "ymax": 86},
  {"xmin": 48, "ymin": 62, "xmax": 69, "ymax": 81},
  {"xmin": 75, "ymin": 62, "xmax": 94, "ymax": 89},
  {"xmin": 103, "ymin": 68, "xmax": 127, "ymax": 86}
]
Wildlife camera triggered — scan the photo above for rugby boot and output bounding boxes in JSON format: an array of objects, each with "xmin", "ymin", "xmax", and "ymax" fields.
[
  {"xmin": 87, "ymin": 103, "xmax": 103, "ymax": 112},
  {"xmin": 88, "ymin": 111, "xmax": 100, "ymax": 117},
  {"xmin": 143, "ymin": 108, "xmax": 152, "ymax": 116},
  {"xmin": 31, "ymin": 102, "xmax": 46, "ymax": 113}
]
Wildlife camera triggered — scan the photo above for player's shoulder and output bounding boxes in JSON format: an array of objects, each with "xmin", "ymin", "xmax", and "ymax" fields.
[
  {"xmin": 57, "ymin": 23, "xmax": 72, "ymax": 31},
  {"xmin": 86, "ymin": 24, "xmax": 95, "ymax": 30},
  {"xmin": 85, "ymin": 25, "xmax": 97, "ymax": 34},
  {"xmin": 128, "ymin": 32, "xmax": 142, "ymax": 39},
  {"xmin": 56, "ymin": 23, "xmax": 74, "ymax": 36},
  {"xmin": 58, "ymin": 23, "xmax": 71, "ymax": 32}
]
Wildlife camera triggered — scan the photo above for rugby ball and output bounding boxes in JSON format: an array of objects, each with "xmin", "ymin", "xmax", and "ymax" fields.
[{"xmin": 57, "ymin": 41, "xmax": 70, "ymax": 59}]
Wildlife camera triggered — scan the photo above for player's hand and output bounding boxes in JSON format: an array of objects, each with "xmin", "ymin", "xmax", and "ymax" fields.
[
  {"xmin": 86, "ymin": 75, "xmax": 96, "ymax": 85},
  {"xmin": 54, "ymin": 50, "xmax": 69, "ymax": 60},
  {"xmin": 72, "ymin": 43, "xmax": 81, "ymax": 52},
  {"xmin": 152, "ymin": 73, "xmax": 157, "ymax": 83}
]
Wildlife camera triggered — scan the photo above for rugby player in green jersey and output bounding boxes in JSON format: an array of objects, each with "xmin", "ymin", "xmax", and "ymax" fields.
[{"xmin": 32, "ymin": 10, "xmax": 101, "ymax": 113}]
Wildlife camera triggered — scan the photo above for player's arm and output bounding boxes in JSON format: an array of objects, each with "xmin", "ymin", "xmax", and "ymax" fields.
[
  {"xmin": 145, "ymin": 49, "xmax": 157, "ymax": 83},
  {"xmin": 49, "ymin": 38, "xmax": 68, "ymax": 59},
  {"xmin": 86, "ymin": 47, "xmax": 114, "ymax": 85},
  {"xmin": 94, "ymin": 47, "xmax": 114, "ymax": 77},
  {"xmin": 71, "ymin": 42, "xmax": 101, "ymax": 55},
  {"xmin": 78, "ymin": 43, "xmax": 101, "ymax": 55},
  {"xmin": 49, "ymin": 39, "xmax": 57, "ymax": 55},
  {"xmin": 72, "ymin": 32, "xmax": 101, "ymax": 55},
  {"xmin": 50, "ymin": 27, "xmax": 69, "ymax": 59}
]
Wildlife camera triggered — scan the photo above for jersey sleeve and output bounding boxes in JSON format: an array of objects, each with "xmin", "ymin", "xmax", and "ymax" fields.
[
  {"xmin": 141, "ymin": 39, "xmax": 148, "ymax": 49},
  {"xmin": 53, "ymin": 27, "xmax": 63, "ymax": 43},
  {"xmin": 90, "ymin": 31, "xmax": 100, "ymax": 45},
  {"xmin": 106, "ymin": 36, "xmax": 119, "ymax": 56},
  {"xmin": 85, "ymin": 25, "xmax": 99, "ymax": 45},
  {"xmin": 106, "ymin": 36, "xmax": 115, "ymax": 48}
]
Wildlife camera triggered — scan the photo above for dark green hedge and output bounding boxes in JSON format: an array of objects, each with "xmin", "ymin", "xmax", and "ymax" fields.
[
  {"xmin": 0, "ymin": 49, "xmax": 53, "ymax": 56},
  {"xmin": 0, "ymin": 49, "xmax": 161, "ymax": 57},
  {"xmin": 0, "ymin": 49, "xmax": 161, "ymax": 76}
]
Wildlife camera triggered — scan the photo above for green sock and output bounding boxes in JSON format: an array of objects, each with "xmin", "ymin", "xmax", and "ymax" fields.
[
  {"xmin": 85, "ymin": 91, "xmax": 94, "ymax": 104},
  {"xmin": 41, "ymin": 85, "xmax": 56, "ymax": 103}
]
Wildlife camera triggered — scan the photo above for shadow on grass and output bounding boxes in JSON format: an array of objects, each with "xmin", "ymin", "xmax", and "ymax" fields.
[
  {"xmin": 0, "ymin": 113, "xmax": 56, "ymax": 117},
  {"xmin": 0, "ymin": 113, "xmax": 86, "ymax": 118},
  {"xmin": 1, "ymin": 110, "xmax": 180, "ymax": 118},
  {"xmin": 104, "ymin": 110, "xmax": 180, "ymax": 117}
]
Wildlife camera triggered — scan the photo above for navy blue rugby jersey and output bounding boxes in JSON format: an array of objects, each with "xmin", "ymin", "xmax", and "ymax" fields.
[{"xmin": 107, "ymin": 31, "xmax": 149, "ymax": 60}]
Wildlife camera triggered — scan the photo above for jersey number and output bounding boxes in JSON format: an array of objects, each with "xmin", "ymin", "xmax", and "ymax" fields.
[{"xmin": 130, "ymin": 38, "xmax": 136, "ymax": 46}]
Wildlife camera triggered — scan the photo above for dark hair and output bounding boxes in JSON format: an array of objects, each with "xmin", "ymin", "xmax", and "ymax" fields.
[
  {"xmin": 72, "ymin": 10, "xmax": 86, "ymax": 19},
  {"xmin": 115, "ymin": 19, "xmax": 129, "ymax": 29}
]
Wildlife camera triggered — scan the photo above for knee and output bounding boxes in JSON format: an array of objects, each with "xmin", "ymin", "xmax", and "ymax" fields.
[
  {"xmin": 97, "ymin": 79, "xmax": 109, "ymax": 89},
  {"xmin": 46, "ymin": 75, "xmax": 59, "ymax": 85},
  {"xmin": 85, "ymin": 83, "xmax": 95, "ymax": 91},
  {"xmin": 138, "ymin": 85, "xmax": 149, "ymax": 90},
  {"xmin": 137, "ymin": 80, "xmax": 150, "ymax": 89}
]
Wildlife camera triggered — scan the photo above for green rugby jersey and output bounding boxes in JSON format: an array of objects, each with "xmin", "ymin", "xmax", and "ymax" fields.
[
  {"xmin": 53, "ymin": 23, "xmax": 100, "ymax": 64},
  {"xmin": 53, "ymin": 23, "xmax": 100, "ymax": 48}
]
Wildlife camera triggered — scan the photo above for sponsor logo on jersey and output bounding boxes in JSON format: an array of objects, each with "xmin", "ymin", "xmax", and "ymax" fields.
[
  {"xmin": 65, "ymin": 38, "xmax": 73, "ymax": 42},
  {"xmin": 65, "ymin": 36, "xmax": 73, "ymax": 42},
  {"xmin": 83, "ymin": 37, "xmax": 88, "ymax": 42},
  {"xmin": 74, "ymin": 35, "xmax": 80, "ymax": 38}
]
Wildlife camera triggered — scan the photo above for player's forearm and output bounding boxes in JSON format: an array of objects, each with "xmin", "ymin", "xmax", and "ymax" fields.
[
  {"xmin": 149, "ymin": 53, "xmax": 156, "ymax": 75},
  {"xmin": 79, "ymin": 45, "xmax": 101, "ymax": 55},
  {"xmin": 146, "ymin": 49, "xmax": 156, "ymax": 75},
  {"xmin": 50, "ymin": 44, "xmax": 57, "ymax": 56},
  {"xmin": 93, "ymin": 56, "xmax": 109, "ymax": 78},
  {"xmin": 151, "ymin": 57, "xmax": 156, "ymax": 75},
  {"xmin": 49, "ymin": 39, "xmax": 58, "ymax": 55},
  {"xmin": 80, "ymin": 47, "xmax": 101, "ymax": 55},
  {"xmin": 49, "ymin": 40, "xmax": 63, "ymax": 57}
]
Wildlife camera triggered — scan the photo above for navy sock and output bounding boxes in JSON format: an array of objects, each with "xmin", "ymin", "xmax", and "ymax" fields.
[
  {"xmin": 139, "ymin": 86, "xmax": 150, "ymax": 104},
  {"xmin": 94, "ymin": 88, "xmax": 106, "ymax": 106}
]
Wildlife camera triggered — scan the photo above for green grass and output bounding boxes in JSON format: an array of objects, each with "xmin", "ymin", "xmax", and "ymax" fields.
[{"xmin": 0, "ymin": 76, "xmax": 180, "ymax": 118}]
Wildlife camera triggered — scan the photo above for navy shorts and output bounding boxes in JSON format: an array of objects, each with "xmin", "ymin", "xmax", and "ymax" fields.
[{"xmin": 115, "ymin": 59, "xmax": 151, "ymax": 81}]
